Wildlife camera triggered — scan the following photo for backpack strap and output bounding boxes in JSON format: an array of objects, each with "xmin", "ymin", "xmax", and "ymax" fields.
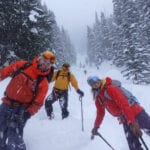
[
  {"xmin": 56, "ymin": 70, "xmax": 70, "ymax": 82},
  {"xmin": 56, "ymin": 70, "xmax": 61, "ymax": 80},
  {"xmin": 103, "ymin": 85, "xmax": 112, "ymax": 100},
  {"xmin": 46, "ymin": 66, "xmax": 55, "ymax": 82},
  {"xmin": 12, "ymin": 63, "xmax": 31, "ymax": 78},
  {"xmin": 67, "ymin": 72, "xmax": 70, "ymax": 81}
]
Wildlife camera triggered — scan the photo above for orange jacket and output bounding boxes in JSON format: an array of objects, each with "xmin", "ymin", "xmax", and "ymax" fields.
[
  {"xmin": 94, "ymin": 77, "xmax": 143, "ymax": 127},
  {"xmin": 0, "ymin": 57, "xmax": 50, "ymax": 115}
]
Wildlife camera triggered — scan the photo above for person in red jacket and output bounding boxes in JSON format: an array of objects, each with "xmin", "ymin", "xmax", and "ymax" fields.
[
  {"xmin": 87, "ymin": 76, "xmax": 150, "ymax": 150},
  {"xmin": 0, "ymin": 51, "xmax": 55, "ymax": 150}
]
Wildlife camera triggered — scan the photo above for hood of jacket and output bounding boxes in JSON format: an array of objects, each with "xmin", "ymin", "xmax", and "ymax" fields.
[{"xmin": 100, "ymin": 77, "xmax": 112, "ymax": 89}]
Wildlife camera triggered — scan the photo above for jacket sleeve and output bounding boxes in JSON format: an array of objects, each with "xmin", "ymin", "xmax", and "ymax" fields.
[
  {"xmin": 50, "ymin": 71, "xmax": 57, "ymax": 82},
  {"xmin": 107, "ymin": 86, "xmax": 135, "ymax": 124},
  {"xmin": 70, "ymin": 73, "xmax": 79, "ymax": 90},
  {"xmin": 27, "ymin": 78, "xmax": 48, "ymax": 115},
  {"xmin": 94, "ymin": 98, "xmax": 105, "ymax": 127},
  {"xmin": 0, "ymin": 60, "xmax": 27, "ymax": 81}
]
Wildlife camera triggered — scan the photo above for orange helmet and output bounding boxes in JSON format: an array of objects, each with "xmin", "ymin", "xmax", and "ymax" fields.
[{"xmin": 41, "ymin": 51, "xmax": 56, "ymax": 64}]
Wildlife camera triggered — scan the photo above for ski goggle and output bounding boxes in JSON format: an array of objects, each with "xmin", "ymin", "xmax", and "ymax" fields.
[
  {"xmin": 42, "ymin": 51, "xmax": 56, "ymax": 64},
  {"xmin": 87, "ymin": 76, "xmax": 100, "ymax": 86}
]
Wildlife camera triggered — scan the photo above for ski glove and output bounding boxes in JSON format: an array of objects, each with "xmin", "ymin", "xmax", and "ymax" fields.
[
  {"xmin": 77, "ymin": 89, "xmax": 84, "ymax": 97},
  {"xmin": 130, "ymin": 121, "xmax": 142, "ymax": 138},
  {"xmin": 91, "ymin": 126, "xmax": 99, "ymax": 135}
]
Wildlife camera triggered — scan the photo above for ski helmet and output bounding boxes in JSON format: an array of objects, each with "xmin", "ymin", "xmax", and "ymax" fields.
[{"xmin": 87, "ymin": 76, "xmax": 100, "ymax": 86}]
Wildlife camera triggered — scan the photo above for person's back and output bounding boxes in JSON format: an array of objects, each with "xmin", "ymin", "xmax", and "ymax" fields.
[
  {"xmin": 96, "ymin": 77, "xmax": 143, "ymax": 122},
  {"xmin": 51, "ymin": 69, "xmax": 78, "ymax": 91}
]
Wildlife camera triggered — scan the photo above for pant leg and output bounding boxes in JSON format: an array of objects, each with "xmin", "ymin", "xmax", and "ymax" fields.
[
  {"xmin": 123, "ymin": 122, "xmax": 143, "ymax": 150},
  {"xmin": 45, "ymin": 91, "xmax": 58, "ymax": 117},
  {"xmin": 0, "ymin": 103, "xmax": 9, "ymax": 150},
  {"xmin": 6, "ymin": 106, "xmax": 26, "ymax": 150},
  {"xmin": 0, "ymin": 103, "xmax": 26, "ymax": 150},
  {"xmin": 59, "ymin": 91, "xmax": 69, "ymax": 119},
  {"xmin": 136, "ymin": 110, "xmax": 150, "ymax": 136},
  {"xmin": 6, "ymin": 126, "xmax": 26, "ymax": 150}
]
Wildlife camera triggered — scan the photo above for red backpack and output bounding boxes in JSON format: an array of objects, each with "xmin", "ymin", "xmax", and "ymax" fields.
[{"xmin": 5, "ymin": 63, "xmax": 54, "ymax": 103}]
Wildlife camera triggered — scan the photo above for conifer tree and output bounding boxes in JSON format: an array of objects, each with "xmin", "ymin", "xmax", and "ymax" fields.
[{"xmin": 87, "ymin": 26, "xmax": 96, "ymax": 66}]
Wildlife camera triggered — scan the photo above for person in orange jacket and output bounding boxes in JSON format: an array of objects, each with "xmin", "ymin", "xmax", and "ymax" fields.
[
  {"xmin": 0, "ymin": 51, "xmax": 55, "ymax": 150},
  {"xmin": 87, "ymin": 76, "xmax": 150, "ymax": 150},
  {"xmin": 45, "ymin": 63, "xmax": 84, "ymax": 119}
]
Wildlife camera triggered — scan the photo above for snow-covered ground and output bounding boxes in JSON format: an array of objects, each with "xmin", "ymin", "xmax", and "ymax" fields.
[{"xmin": 0, "ymin": 62, "xmax": 150, "ymax": 150}]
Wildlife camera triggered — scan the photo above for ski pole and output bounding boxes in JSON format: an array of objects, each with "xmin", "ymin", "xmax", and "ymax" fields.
[
  {"xmin": 96, "ymin": 132, "xmax": 116, "ymax": 150},
  {"xmin": 126, "ymin": 121, "xmax": 149, "ymax": 150},
  {"xmin": 139, "ymin": 136, "xmax": 149, "ymax": 150},
  {"xmin": 79, "ymin": 96, "xmax": 84, "ymax": 131}
]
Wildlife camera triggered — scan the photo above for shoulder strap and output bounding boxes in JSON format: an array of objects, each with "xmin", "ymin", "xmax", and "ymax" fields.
[
  {"xmin": 104, "ymin": 87, "xmax": 112, "ymax": 100},
  {"xmin": 56, "ymin": 70, "xmax": 61, "ymax": 80},
  {"xmin": 68, "ymin": 72, "xmax": 71, "ymax": 81},
  {"xmin": 12, "ymin": 63, "xmax": 31, "ymax": 78},
  {"xmin": 46, "ymin": 66, "xmax": 55, "ymax": 82},
  {"xmin": 56, "ymin": 70, "xmax": 70, "ymax": 82}
]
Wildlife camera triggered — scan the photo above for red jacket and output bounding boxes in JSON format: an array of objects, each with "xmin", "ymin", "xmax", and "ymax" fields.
[
  {"xmin": 0, "ymin": 57, "xmax": 51, "ymax": 115},
  {"xmin": 94, "ymin": 77, "xmax": 143, "ymax": 127}
]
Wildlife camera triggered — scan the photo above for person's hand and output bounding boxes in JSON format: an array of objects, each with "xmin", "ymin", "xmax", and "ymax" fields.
[
  {"xmin": 130, "ymin": 121, "xmax": 142, "ymax": 138},
  {"xmin": 77, "ymin": 89, "xmax": 84, "ymax": 97},
  {"xmin": 91, "ymin": 126, "xmax": 99, "ymax": 140},
  {"xmin": 92, "ymin": 126, "xmax": 99, "ymax": 135}
]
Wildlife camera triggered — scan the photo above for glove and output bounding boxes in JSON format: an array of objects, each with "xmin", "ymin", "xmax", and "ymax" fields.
[
  {"xmin": 77, "ymin": 89, "xmax": 84, "ymax": 97},
  {"xmin": 130, "ymin": 121, "xmax": 142, "ymax": 138},
  {"xmin": 91, "ymin": 126, "xmax": 99, "ymax": 135}
]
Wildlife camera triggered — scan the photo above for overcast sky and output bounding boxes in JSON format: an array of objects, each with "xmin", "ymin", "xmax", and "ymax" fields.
[{"xmin": 42, "ymin": 0, "xmax": 113, "ymax": 53}]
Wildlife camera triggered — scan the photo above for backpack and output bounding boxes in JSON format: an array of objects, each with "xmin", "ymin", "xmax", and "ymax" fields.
[
  {"xmin": 13, "ymin": 62, "xmax": 54, "ymax": 82},
  {"xmin": 11, "ymin": 63, "xmax": 54, "ymax": 94},
  {"xmin": 104, "ymin": 80, "xmax": 140, "ymax": 106},
  {"xmin": 55, "ymin": 70, "xmax": 71, "ymax": 82},
  {"xmin": 5, "ymin": 62, "xmax": 54, "ymax": 103}
]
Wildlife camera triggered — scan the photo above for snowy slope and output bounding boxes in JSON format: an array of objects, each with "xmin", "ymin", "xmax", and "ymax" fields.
[{"xmin": 0, "ymin": 62, "xmax": 150, "ymax": 150}]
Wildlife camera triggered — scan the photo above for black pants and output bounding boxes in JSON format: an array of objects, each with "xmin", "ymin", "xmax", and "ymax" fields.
[
  {"xmin": 123, "ymin": 110, "xmax": 150, "ymax": 150},
  {"xmin": 45, "ymin": 89, "xmax": 69, "ymax": 118},
  {"xmin": 0, "ymin": 103, "xmax": 27, "ymax": 150}
]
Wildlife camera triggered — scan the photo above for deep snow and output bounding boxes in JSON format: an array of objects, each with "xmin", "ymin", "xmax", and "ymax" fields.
[{"xmin": 0, "ymin": 61, "xmax": 150, "ymax": 150}]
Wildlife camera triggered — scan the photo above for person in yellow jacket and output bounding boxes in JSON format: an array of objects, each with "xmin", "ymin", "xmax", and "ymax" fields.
[{"xmin": 45, "ymin": 63, "xmax": 84, "ymax": 119}]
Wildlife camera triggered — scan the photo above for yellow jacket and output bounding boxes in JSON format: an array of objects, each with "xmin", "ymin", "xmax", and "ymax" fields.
[{"xmin": 51, "ymin": 69, "xmax": 79, "ymax": 91}]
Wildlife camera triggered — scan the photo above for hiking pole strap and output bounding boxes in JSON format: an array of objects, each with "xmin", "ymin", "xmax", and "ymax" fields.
[
  {"xmin": 97, "ymin": 133, "xmax": 115, "ymax": 150},
  {"xmin": 80, "ymin": 96, "xmax": 84, "ymax": 131},
  {"xmin": 139, "ymin": 137, "xmax": 149, "ymax": 150}
]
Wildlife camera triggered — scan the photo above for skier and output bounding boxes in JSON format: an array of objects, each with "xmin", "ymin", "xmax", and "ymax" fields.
[
  {"xmin": 87, "ymin": 76, "xmax": 150, "ymax": 150},
  {"xmin": 84, "ymin": 69, "xmax": 87, "ymax": 75},
  {"xmin": 0, "ymin": 51, "xmax": 55, "ymax": 150},
  {"xmin": 45, "ymin": 63, "xmax": 84, "ymax": 119}
]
